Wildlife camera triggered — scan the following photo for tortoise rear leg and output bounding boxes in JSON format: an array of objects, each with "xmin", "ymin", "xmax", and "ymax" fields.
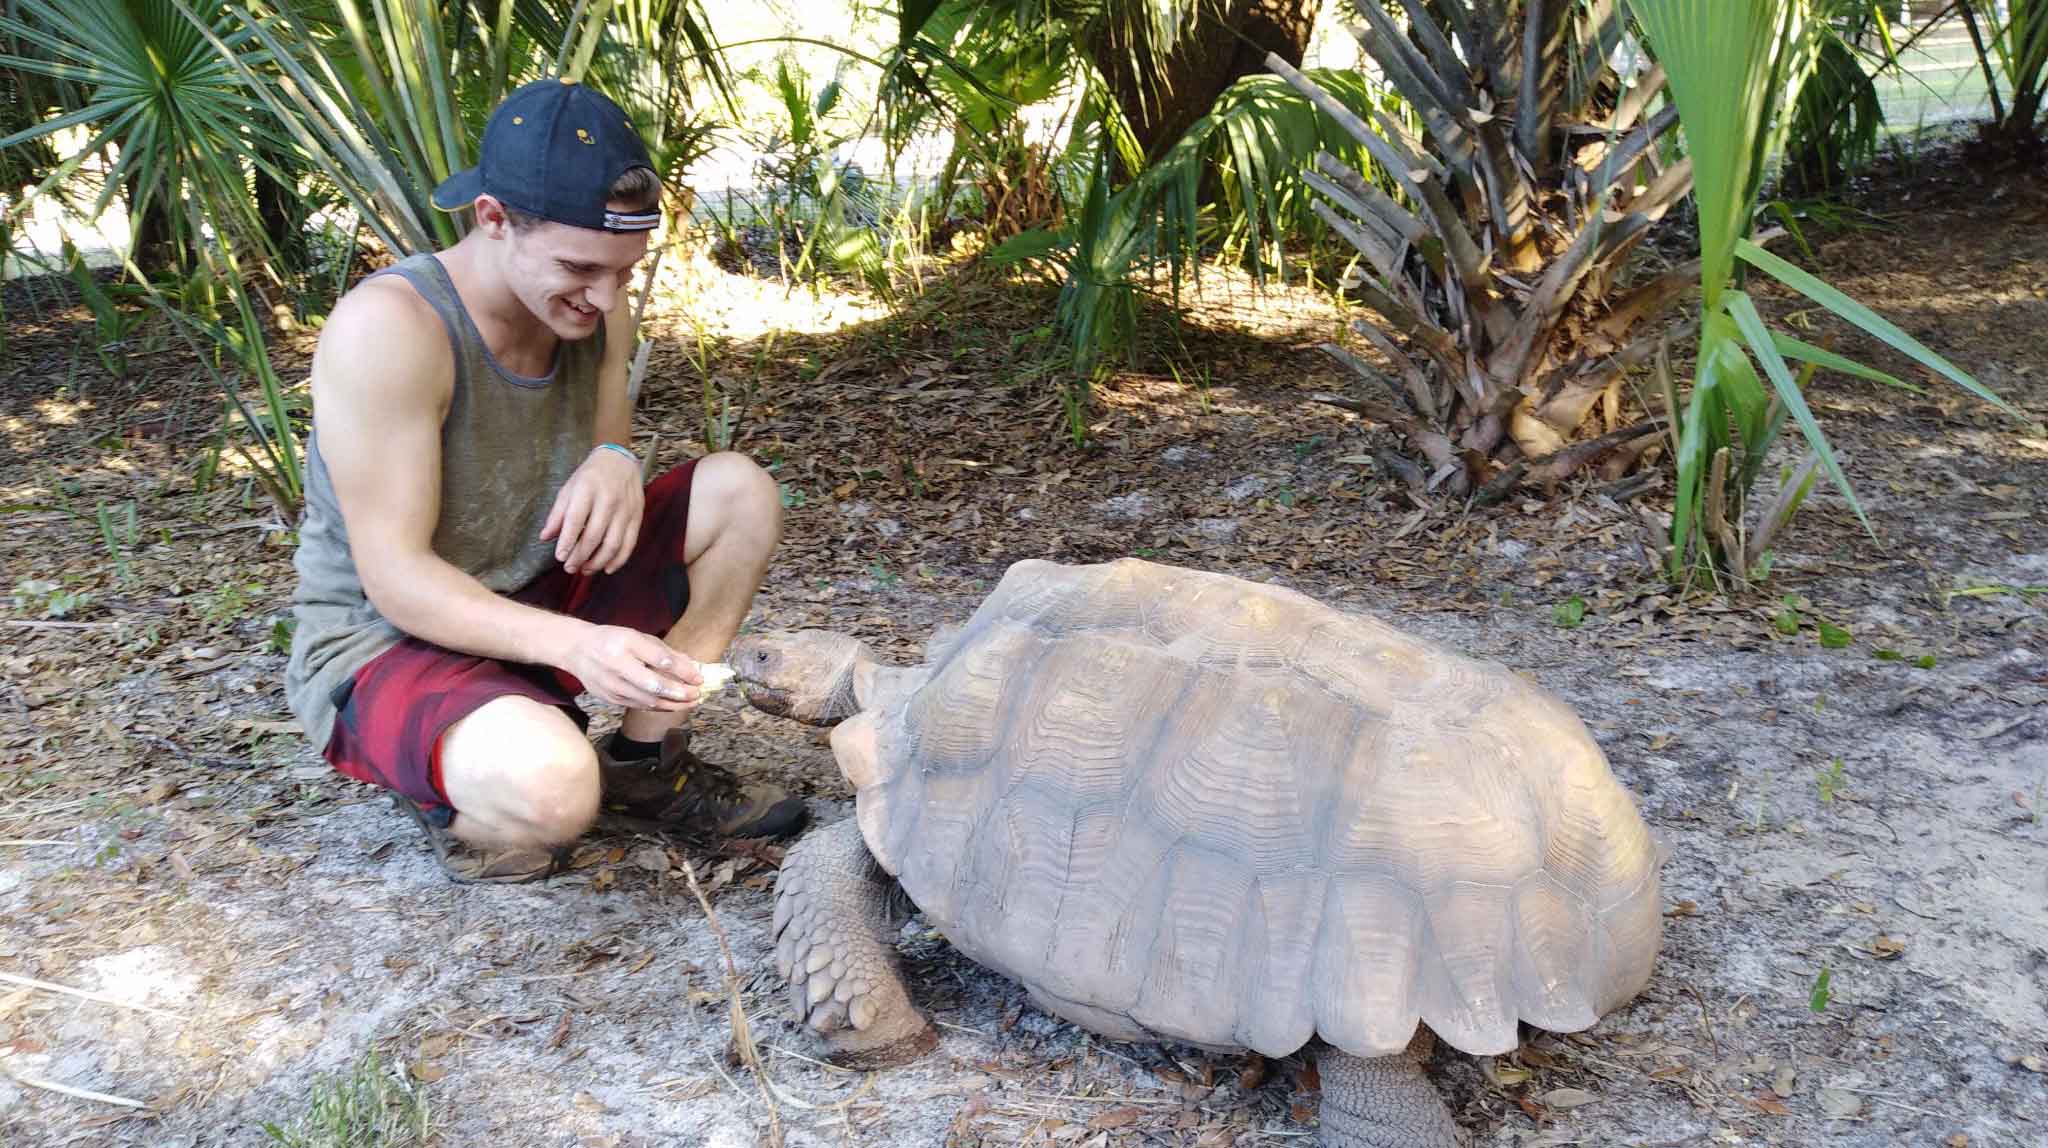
[
  {"xmin": 1316, "ymin": 1030, "xmax": 1469, "ymax": 1148},
  {"xmin": 772, "ymin": 817, "xmax": 937, "ymax": 1068}
]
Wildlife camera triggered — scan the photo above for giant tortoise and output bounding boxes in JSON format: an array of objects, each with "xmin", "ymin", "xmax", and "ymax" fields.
[{"xmin": 729, "ymin": 558, "xmax": 1662, "ymax": 1146}]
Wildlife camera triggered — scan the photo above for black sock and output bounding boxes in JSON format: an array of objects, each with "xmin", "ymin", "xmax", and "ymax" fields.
[{"xmin": 607, "ymin": 732, "xmax": 663, "ymax": 763}]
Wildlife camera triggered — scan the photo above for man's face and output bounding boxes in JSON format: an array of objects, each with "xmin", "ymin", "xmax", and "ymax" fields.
[{"xmin": 482, "ymin": 198, "xmax": 651, "ymax": 339}]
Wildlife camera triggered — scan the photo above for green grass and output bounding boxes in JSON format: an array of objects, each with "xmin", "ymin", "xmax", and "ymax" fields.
[{"xmin": 263, "ymin": 1052, "xmax": 430, "ymax": 1148}]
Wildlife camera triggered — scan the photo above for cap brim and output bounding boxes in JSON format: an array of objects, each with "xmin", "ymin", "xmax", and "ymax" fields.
[{"xmin": 429, "ymin": 167, "xmax": 484, "ymax": 212}]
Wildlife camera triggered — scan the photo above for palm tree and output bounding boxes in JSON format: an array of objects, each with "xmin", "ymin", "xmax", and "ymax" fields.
[
  {"xmin": 889, "ymin": 1, "xmax": 1389, "ymax": 370},
  {"xmin": 1272, "ymin": 0, "xmax": 1695, "ymax": 497}
]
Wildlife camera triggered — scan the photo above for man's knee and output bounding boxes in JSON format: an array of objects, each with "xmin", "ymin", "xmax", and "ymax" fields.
[
  {"xmin": 691, "ymin": 452, "xmax": 782, "ymax": 551},
  {"xmin": 440, "ymin": 697, "xmax": 598, "ymax": 844}
]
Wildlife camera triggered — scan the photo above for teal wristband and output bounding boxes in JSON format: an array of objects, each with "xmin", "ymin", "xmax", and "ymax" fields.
[{"xmin": 595, "ymin": 442, "xmax": 636, "ymax": 466}]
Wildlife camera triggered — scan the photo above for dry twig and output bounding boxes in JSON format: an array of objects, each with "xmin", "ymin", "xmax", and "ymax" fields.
[
  {"xmin": 0, "ymin": 971, "xmax": 184, "ymax": 1019},
  {"xmin": 679, "ymin": 856, "xmax": 788, "ymax": 1145},
  {"xmin": 4, "ymin": 1069, "xmax": 154, "ymax": 1111}
]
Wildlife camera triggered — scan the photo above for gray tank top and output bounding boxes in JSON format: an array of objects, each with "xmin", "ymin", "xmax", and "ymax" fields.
[{"xmin": 285, "ymin": 252, "xmax": 603, "ymax": 750}]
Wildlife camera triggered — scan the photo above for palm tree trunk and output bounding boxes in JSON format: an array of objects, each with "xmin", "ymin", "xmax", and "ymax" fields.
[
  {"xmin": 255, "ymin": 154, "xmax": 308, "ymax": 274},
  {"xmin": 1088, "ymin": 0, "xmax": 1321, "ymax": 169},
  {"xmin": 126, "ymin": 173, "xmax": 180, "ymax": 274}
]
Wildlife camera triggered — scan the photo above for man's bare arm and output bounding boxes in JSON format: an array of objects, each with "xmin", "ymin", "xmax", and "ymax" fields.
[
  {"xmin": 592, "ymin": 289, "xmax": 635, "ymax": 450},
  {"xmin": 312, "ymin": 280, "xmax": 692, "ymax": 708}
]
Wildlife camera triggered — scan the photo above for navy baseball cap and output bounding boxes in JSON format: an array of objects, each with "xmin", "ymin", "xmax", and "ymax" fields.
[{"xmin": 431, "ymin": 78, "xmax": 660, "ymax": 232}]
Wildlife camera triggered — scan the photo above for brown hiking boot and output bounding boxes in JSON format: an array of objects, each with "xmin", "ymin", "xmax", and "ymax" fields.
[
  {"xmin": 597, "ymin": 728, "xmax": 808, "ymax": 840},
  {"xmin": 394, "ymin": 795, "xmax": 561, "ymax": 884}
]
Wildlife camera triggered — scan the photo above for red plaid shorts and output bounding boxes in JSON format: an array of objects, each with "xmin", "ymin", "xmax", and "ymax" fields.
[{"xmin": 322, "ymin": 461, "xmax": 698, "ymax": 824}]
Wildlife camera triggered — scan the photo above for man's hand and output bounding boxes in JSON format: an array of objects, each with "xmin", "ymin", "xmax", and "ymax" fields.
[
  {"xmin": 562, "ymin": 624, "xmax": 705, "ymax": 712},
  {"xmin": 543, "ymin": 446, "xmax": 643, "ymax": 575}
]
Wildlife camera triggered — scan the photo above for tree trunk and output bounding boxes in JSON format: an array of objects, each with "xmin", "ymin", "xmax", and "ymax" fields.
[
  {"xmin": 126, "ymin": 173, "xmax": 180, "ymax": 274},
  {"xmin": 1087, "ymin": 0, "xmax": 1320, "ymax": 169},
  {"xmin": 255, "ymin": 156, "xmax": 308, "ymax": 274}
]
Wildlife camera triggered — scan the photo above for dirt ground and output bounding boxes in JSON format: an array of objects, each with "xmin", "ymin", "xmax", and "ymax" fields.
[{"xmin": 3, "ymin": 152, "xmax": 2045, "ymax": 1148}]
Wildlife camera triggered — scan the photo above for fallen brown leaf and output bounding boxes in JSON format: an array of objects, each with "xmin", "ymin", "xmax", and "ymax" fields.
[{"xmin": 1087, "ymin": 1106, "xmax": 1143, "ymax": 1130}]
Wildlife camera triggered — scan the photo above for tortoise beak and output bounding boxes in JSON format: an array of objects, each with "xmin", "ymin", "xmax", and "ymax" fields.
[
  {"xmin": 740, "ymin": 681, "xmax": 793, "ymax": 717},
  {"xmin": 729, "ymin": 636, "xmax": 790, "ymax": 715}
]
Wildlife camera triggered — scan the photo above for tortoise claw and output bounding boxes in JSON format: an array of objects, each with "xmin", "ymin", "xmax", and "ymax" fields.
[{"xmin": 816, "ymin": 1013, "xmax": 939, "ymax": 1070}]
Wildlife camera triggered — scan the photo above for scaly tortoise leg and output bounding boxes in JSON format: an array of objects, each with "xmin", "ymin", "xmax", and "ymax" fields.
[
  {"xmin": 771, "ymin": 816, "xmax": 937, "ymax": 1068},
  {"xmin": 1316, "ymin": 1029, "xmax": 1469, "ymax": 1148}
]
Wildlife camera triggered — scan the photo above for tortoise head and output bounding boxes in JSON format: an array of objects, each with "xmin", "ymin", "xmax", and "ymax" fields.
[{"xmin": 728, "ymin": 630, "xmax": 871, "ymax": 726}]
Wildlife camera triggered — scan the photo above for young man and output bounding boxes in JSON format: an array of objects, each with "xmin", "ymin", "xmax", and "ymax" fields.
[{"xmin": 286, "ymin": 79, "xmax": 804, "ymax": 883}]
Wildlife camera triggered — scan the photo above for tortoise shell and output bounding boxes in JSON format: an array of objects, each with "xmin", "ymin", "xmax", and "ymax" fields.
[{"xmin": 850, "ymin": 558, "xmax": 1661, "ymax": 1059}]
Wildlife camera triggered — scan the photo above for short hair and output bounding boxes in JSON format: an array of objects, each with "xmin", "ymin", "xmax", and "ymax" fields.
[{"xmin": 504, "ymin": 166, "xmax": 662, "ymax": 232}]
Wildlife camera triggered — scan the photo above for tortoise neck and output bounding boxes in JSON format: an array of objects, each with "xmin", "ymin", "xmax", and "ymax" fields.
[{"xmin": 856, "ymin": 665, "xmax": 929, "ymax": 715}]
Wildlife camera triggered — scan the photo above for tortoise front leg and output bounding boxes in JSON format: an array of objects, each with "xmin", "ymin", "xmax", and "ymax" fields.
[
  {"xmin": 772, "ymin": 816, "xmax": 937, "ymax": 1068},
  {"xmin": 1316, "ymin": 1030, "xmax": 1469, "ymax": 1148}
]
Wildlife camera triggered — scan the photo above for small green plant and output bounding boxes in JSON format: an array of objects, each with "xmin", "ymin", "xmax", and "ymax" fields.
[
  {"xmin": 867, "ymin": 562, "xmax": 900, "ymax": 588},
  {"xmin": 1816, "ymin": 758, "xmax": 1845, "ymax": 804},
  {"xmin": 1552, "ymin": 597, "xmax": 1588, "ymax": 630},
  {"xmin": 1815, "ymin": 619, "xmax": 1852, "ymax": 649},
  {"xmin": 268, "ymin": 617, "xmax": 296, "ymax": 654},
  {"xmin": 777, "ymin": 483, "xmax": 808, "ymax": 509},
  {"xmin": 264, "ymin": 1051, "xmax": 430, "ymax": 1148},
  {"xmin": 96, "ymin": 500, "xmax": 139, "ymax": 583},
  {"xmin": 1809, "ymin": 966, "xmax": 1834, "ymax": 1012},
  {"xmin": 11, "ymin": 578, "xmax": 89, "ymax": 619},
  {"xmin": 1167, "ymin": 358, "xmax": 1212, "ymax": 415},
  {"xmin": 1774, "ymin": 597, "xmax": 1802, "ymax": 635},
  {"xmin": 62, "ymin": 241, "xmax": 148, "ymax": 381},
  {"xmin": 201, "ymin": 581, "xmax": 262, "ymax": 627}
]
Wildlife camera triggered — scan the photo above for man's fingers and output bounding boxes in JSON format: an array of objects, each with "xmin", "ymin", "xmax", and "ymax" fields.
[
  {"xmin": 593, "ymin": 516, "xmax": 630, "ymax": 576},
  {"xmin": 567, "ymin": 494, "xmax": 619, "ymax": 573},
  {"xmin": 541, "ymin": 483, "xmax": 571, "ymax": 543},
  {"xmin": 601, "ymin": 515, "xmax": 638, "ymax": 576},
  {"xmin": 617, "ymin": 670, "xmax": 689, "ymax": 708},
  {"xmin": 602, "ymin": 673, "xmax": 674, "ymax": 712},
  {"xmin": 627, "ymin": 637, "xmax": 698, "ymax": 701},
  {"xmin": 556, "ymin": 488, "xmax": 594, "ymax": 566},
  {"xmin": 564, "ymin": 498, "xmax": 608, "ymax": 572},
  {"xmin": 635, "ymin": 637, "xmax": 698, "ymax": 684}
]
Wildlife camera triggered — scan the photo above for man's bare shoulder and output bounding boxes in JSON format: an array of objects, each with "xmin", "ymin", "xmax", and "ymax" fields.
[{"xmin": 312, "ymin": 272, "xmax": 453, "ymax": 406}]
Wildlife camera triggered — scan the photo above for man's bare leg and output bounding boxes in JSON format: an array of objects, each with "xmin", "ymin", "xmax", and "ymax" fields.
[
  {"xmin": 617, "ymin": 451, "xmax": 782, "ymax": 743},
  {"xmin": 439, "ymin": 695, "xmax": 600, "ymax": 849}
]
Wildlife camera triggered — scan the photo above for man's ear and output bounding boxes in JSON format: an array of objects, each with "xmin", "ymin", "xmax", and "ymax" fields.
[{"xmin": 472, "ymin": 194, "xmax": 514, "ymax": 239}]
